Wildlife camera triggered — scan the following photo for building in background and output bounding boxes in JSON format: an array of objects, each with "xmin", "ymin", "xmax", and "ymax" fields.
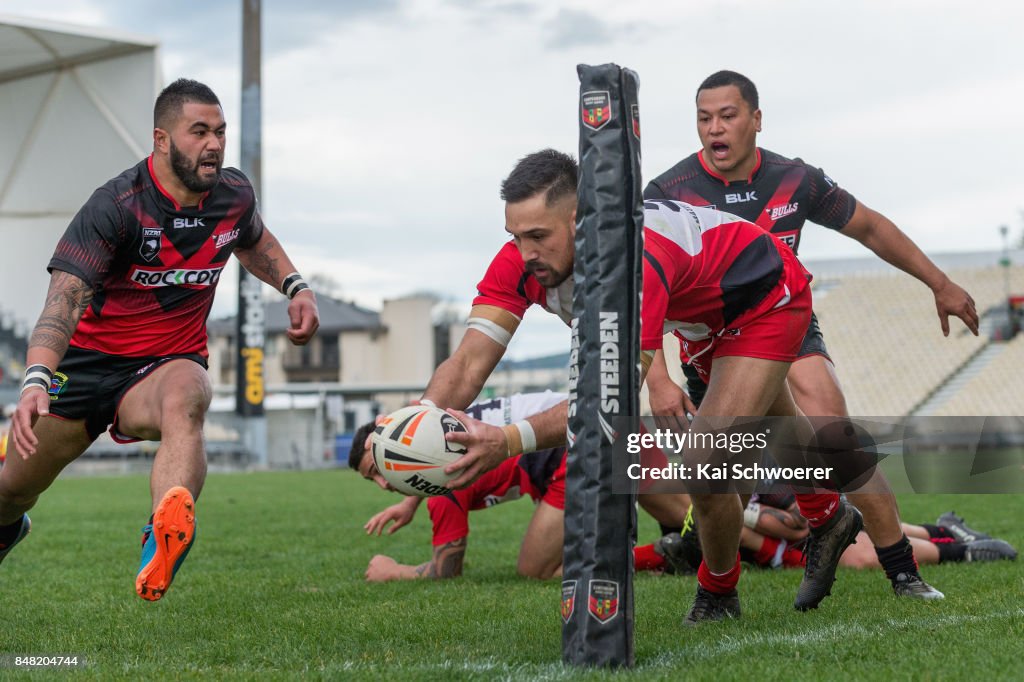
[{"xmin": 207, "ymin": 292, "xmax": 463, "ymax": 392}]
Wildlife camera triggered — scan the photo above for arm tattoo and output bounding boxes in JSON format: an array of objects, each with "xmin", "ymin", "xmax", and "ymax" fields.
[
  {"xmin": 415, "ymin": 538, "xmax": 466, "ymax": 578},
  {"xmin": 244, "ymin": 238, "xmax": 282, "ymax": 286},
  {"xmin": 762, "ymin": 507, "xmax": 807, "ymax": 530},
  {"xmin": 29, "ymin": 271, "xmax": 94, "ymax": 354}
]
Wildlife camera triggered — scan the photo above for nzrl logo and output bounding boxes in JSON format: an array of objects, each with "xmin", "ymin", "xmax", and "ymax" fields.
[
  {"xmin": 140, "ymin": 228, "xmax": 162, "ymax": 262},
  {"xmin": 581, "ymin": 91, "xmax": 611, "ymax": 131},
  {"xmin": 173, "ymin": 217, "xmax": 205, "ymax": 229},
  {"xmin": 131, "ymin": 267, "xmax": 224, "ymax": 287}
]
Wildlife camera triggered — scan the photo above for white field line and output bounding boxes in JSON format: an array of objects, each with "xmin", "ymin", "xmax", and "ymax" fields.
[
  {"xmin": 645, "ymin": 609, "xmax": 1024, "ymax": 664},
  {"xmin": 326, "ymin": 608, "xmax": 1023, "ymax": 679}
]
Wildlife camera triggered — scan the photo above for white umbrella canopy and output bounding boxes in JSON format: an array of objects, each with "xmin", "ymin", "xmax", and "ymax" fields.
[{"xmin": 0, "ymin": 13, "xmax": 160, "ymax": 330}]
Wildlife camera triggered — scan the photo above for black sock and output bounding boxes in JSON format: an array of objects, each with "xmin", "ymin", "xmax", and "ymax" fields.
[
  {"xmin": 875, "ymin": 535, "xmax": 918, "ymax": 581},
  {"xmin": 921, "ymin": 524, "xmax": 955, "ymax": 540},
  {"xmin": 659, "ymin": 523, "xmax": 682, "ymax": 536},
  {"xmin": 0, "ymin": 516, "xmax": 25, "ymax": 546},
  {"xmin": 937, "ymin": 541, "xmax": 967, "ymax": 563}
]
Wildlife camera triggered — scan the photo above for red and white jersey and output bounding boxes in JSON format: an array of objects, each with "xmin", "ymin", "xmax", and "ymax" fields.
[
  {"xmin": 473, "ymin": 241, "xmax": 574, "ymax": 325},
  {"xmin": 472, "ymin": 201, "xmax": 810, "ymax": 354},
  {"xmin": 640, "ymin": 200, "xmax": 811, "ymax": 351}
]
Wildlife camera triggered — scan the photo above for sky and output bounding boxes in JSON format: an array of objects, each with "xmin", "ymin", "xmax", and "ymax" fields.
[{"xmin": 2, "ymin": 0, "xmax": 1023, "ymax": 359}]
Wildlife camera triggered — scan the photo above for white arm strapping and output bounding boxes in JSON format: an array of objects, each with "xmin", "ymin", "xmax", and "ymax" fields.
[{"xmin": 467, "ymin": 316, "xmax": 513, "ymax": 347}]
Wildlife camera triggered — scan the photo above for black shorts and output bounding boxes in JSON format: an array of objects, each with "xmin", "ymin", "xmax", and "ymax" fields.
[
  {"xmin": 796, "ymin": 311, "xmax": 831, "ymax": 361},
  {"xmin": 47, "ymin": 346, "xmax": 207, "ymax": 442},
  {"xmin": 680, "ymin": 311, "xmax": 831, "ymax": 408}
]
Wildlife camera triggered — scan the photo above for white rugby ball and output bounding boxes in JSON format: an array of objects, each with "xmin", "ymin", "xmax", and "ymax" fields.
[{"xmin": 371, "ymin": 405, "xmax": 468, "ymax": 497}]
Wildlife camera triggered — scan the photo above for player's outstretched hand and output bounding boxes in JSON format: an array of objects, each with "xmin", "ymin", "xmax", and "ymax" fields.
[
  {"xmin": 442, "ymin": 408, "xmax": 508, "ymax": 489},
  {"xmin": 365, "ymin": 554, "xmax": 402, "ymax": 582},
  {"xmin": 364, "ymin": 496, "xmax": 420, "ymax": 536},
  {"xmin": 286, "ymin": 289, "xmax": 320, "ymax": 345},
  {"xmin": 648, "ymin": 377, "xmax": 697, "ymax": 420},
  {"xmin": 933, "ymin": 278, "xmax": 979, "ymax": 336},
  {"xmin": 10, "ymin": 386, "xmax": 49, "ymax": 458}
]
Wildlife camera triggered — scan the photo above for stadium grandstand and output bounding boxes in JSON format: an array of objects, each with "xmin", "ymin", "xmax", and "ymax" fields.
[{"xmin": 806, "ymin": 250, "xmax": 1024, "ymax": 418}]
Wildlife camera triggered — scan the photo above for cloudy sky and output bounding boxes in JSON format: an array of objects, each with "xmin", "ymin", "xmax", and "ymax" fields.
[{"xmin": 2, "ymin": 0, "xmax": 1023, "ymax": 358}]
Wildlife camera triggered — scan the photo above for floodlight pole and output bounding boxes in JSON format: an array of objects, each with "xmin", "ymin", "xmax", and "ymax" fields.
[{"xmin": 236, "ymin": 0, "xmax": 268, "ymax": 466}]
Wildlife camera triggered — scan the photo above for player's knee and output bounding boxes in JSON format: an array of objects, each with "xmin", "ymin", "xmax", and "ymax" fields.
[
  {"xmin": 0, "ymin": 484, "xmax": 38, "ymax": 512},
  {"xmin": 160, "ymin": 375, "xmax": 213, "ymax": 425},
  {"xmin": 517, "ymin": 555, "xmax": 558, "ymax": 580}
]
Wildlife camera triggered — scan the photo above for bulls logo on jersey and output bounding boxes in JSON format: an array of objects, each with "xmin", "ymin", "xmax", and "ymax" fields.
[
  {"xmin": 140, "ymin": 228, "xmax": 162, "ymax": 262},
  {"xmin": 631, "ymin": 103, "xmax": 640, "ymax": 140}
]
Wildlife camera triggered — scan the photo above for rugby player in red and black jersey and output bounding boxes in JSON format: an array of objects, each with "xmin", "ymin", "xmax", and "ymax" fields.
[
  {"xmin": 0, "ymin": 79, "xmax": 320, "ymax": 601},
  {"xmin": 644, "ymin": 70, "xmax": 979, "ymax": 605},
  {"xmin": 417, "ymin": 149, "xmax": 834, "ymax": 625}
]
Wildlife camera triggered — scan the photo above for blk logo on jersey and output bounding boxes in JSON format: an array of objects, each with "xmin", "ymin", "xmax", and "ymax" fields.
[
  {"xmin": 131, "ymin": 267, "xmax": 224, "ymax": 288},
  {"xmin": 140, "ymin": 228, "xmax": 162, "ymax": 262},
  {"xmin": 173, "ymin": 217, "xmax": 205, "ymax": 229},
  {"xmin": 581, "ymin": 91, "xmax": 611, "ymax": 131},
  {"xmin": 588, "ymin": 579, "xmax": 619, "ymax": 623},
  {"xmin": 725, "ymin": 191, "xmax": 758, "ymax": 204},
  {"xmin": 768, "ymin": 203, "xmax": 799, "ymax": 221}
]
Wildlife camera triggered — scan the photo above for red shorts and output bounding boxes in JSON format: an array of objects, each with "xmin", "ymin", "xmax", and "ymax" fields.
[
  {"xmin": 678, "ymin": 283, "xmax": 812, "ymax": 384},
  {"xmin": 428, "ymin": 453, "xmax": 566, "ymax": 547}
]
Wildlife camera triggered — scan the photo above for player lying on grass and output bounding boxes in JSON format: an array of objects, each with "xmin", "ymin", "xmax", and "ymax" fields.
[
  {"xmin": 351, "ymin": 392, "xmax": 691, "ymax": 581},
  {"xmin": 660, "ymin": 492, "xmax": 1017, "ymax": 574}
]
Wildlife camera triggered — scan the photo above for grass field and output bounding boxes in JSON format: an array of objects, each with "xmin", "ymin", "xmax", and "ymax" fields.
[{"xmin": 1, "ymin": 469, "xmax": 1022, "ymax": 680}]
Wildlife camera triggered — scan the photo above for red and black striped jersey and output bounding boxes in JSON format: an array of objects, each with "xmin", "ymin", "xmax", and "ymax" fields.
[
  {"xmin": 48, "ymin": 156, "xmax": 264, "ymax": 358},
  {"xmin": 644, "ymin": 148, "xmax": 857, "ymax": 254},
  {"xmin": 640, "ymin": 200, "xmax": 811, "ymax": 351}
]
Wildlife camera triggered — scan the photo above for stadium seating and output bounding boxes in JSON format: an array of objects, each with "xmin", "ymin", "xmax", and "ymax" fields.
[
  {"xmin": 929, "ymin": 333, "xmax": 1024, "ymax": 416},
  {"xmin": 815, "ymin": 265, "xmax": 1024, "ymax": 416}
]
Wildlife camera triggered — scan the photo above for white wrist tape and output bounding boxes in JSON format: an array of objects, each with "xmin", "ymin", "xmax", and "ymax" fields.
[
  {"xmin": 514, "ymin": 420, "xmax": 537, "ymax": 454},
  {"xmin": 743, "ymin": 502, "xmax": 761, "ymax": 529},
  {"xmin": 21, "ymin": 364, "xmax": 52, "ymax": 394}
]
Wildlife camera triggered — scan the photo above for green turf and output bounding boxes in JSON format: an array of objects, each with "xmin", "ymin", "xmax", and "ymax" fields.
[{"xmin": 1, "ymin": 470, "xmax": 1022, "ymax": 680}]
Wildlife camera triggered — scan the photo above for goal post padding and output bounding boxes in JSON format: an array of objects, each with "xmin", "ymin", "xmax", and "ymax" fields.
[{"xmin": 562, "ymin": 63, "xmax": 643, "ymax": 669}]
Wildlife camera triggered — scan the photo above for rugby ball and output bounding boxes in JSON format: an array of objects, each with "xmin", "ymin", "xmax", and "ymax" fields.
[{"xmin": 371, "ymin": 405, "xmax": 468, "ymax": 497}]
